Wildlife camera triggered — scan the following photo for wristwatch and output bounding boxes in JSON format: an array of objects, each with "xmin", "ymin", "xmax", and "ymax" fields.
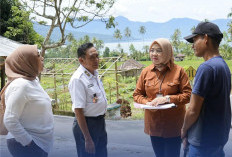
[{"xmin": 165, "ymin": 95, "xmax": 170, "ymax": 103}]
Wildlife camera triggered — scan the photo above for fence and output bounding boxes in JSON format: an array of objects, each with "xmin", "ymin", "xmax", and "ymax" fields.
[
  {"xmin": 39, "ymin": 57, "xmax": 204, "ymax": 116},
  {"xmin": 41, "ymin": 57, "xmax": 122, "ymax": 116}
]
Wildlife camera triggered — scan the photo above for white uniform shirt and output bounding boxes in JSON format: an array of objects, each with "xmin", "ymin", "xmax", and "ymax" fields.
[
  {"xmin": 4, "ymin": 78, "xmax": 54, "ymax": 153},
  {"xmin": 68, "ymin": 64, "xmax": 107, "ymax": 117}
]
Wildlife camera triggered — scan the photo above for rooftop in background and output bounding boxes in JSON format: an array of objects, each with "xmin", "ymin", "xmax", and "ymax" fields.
[
  {"xmin": 0, "ymin": 36, "xmax": 22, "ymax": 57},
  {"xmin": 118, "ymin": 59, "xmax": 145, "ymax": 71}
]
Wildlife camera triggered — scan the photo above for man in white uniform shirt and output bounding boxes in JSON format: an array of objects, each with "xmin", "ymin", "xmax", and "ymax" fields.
[{"xmin": 69, "ymin": 43, "xmax": 108, "ymax": 157}]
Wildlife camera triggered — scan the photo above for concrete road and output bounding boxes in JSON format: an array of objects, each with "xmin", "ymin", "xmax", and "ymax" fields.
[{"xmin": 1, "ymin": 115, "xmax": 232, "ymax": 157}]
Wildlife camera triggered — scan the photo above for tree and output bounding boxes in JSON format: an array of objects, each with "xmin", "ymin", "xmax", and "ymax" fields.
[
  {"xmin": 179, "ymin": 42, "xmax": 193, "ymax": 58},
  {"xmin": 114, "ymin": 29, "xmax": 122, "ymax": 42},
  {"xmin": 103, "ymin": 47, "xmax": 110, "ymax": 57},
  {"xmin": 0, "ymin": 0, "xmax": 15, "ymax": 35},
  {"xmin": 170, "ymin": 29, "xmax": 181, "ymax": 54},
  {"xmin": 124, "ymin": 27, "xmax": 131, "ymax": 50},
  {"xmin": 220, "ymin": 31, "xmax": 232, "ymax": 59},
  {"xmin": 139, "ymin": 26, "xmax": 146, "ymax": 47},
  {"xmin": 203, "ymin": 19, "xmax": 209, "ymax": 22},
  {"xmin": 20, "ymin": 0, "xmax": 116, "ymax": 56},
  {"xmin": 92, "ymin": 37, "xmax": 104, "ymax": 53},
  {"xmin": 228, "ymin": 8, "xmax": 232, "ymax": 18},
  {"xmin": 4, "ymin": 6, "xmax": 43, "ymax": 45},
  {"xmin": 1, "ymin": 0, "xmax": 43, "ymax": 45},
  {"xmin": 129, "ymin": 44, "xmax": 138, "ymax": 60},
  {"xmin": 110, "ymin": 50, "xmax": 120, "ymax": 57},
  {"xmin": 142, "ymin": 45, "xmax": 150, "ymax": 60},
  {"xmin": 191, "ymin": 26, "xmax": 196, "ymax": 33},
  {"xmin": 227, "ymin": 8, "xmax": 232, "ymax": 40},
  {"xmin": 46, "ymin": 35, "xmax": 104, "ymax": 58},
  {"xmin": 113, "ymin": 29, "xmax": 122, "ymax": 53},
  {"xmin": 228, "ymin": 21, "xmax": 232, "ymax": 39}
]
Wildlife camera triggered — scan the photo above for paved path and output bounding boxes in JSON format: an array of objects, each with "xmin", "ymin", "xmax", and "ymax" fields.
[{"xmin": 1, "ymin": 115, "xmax": 232, "ymax": 157}]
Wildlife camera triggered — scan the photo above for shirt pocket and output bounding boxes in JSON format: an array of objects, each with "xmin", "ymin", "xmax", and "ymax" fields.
[
  {"xmin": 166, "ymin": 80, "xmax": 180, "ymax": 95},
  {"xmin": 145, "ymin": 79, "xmax": 155, "ymax": 89},
  {"xmin": 145, "ymin": 79, "xmax": 159, "ymax": 98},
  {"xmin": 86, "ymin": 87, "xmax": 102, "ymax": 103}
]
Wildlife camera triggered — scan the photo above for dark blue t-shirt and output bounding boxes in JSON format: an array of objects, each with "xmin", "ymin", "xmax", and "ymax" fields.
[{"xmin": 188, "ymin": 56, "xmax": 231, "ymax": 147}]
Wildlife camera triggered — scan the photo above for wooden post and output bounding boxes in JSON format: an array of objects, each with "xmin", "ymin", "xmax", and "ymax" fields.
[
  {"xmin": 61, "ymin": 70, "xmax": 65, "ymax": 91},
  {"xmin": 1, "ymin": 67, "xmax": 5, "ymax": 89},
  {"xmin": 135, "ymin": 69, "xmax": 138, "ymax": 83},
  {"xmin": 115, "ymin": 60, "xmax": 119, "ymax": 100},
  {"xmin": 61, "ymin": 70, "xmax": 67, "ymax": 109},
  {"xmin": 53, "ymin": 63, "xmax": 58, "ymax": 109},
  {"xmin": 109, "ymin": 82, "xmax": 111, "ymax": 104},
  {"xmin": 0, "ymin": 57, "xmax": 5, "ymax": 89}
]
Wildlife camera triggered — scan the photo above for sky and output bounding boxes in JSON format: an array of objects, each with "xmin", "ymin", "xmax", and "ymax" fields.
[{"xmin": 109, "ymin": 0, "xmax": 232, "ymax": 23}]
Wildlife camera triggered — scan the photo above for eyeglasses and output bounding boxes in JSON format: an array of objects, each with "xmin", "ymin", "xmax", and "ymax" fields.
[
  {"xmin": 150, "ymin": 48, "xmax": 162, "ymax": 54},
  {"xmin": 38, "ymin": 50, "xmax": 41, "ymax": 57}
]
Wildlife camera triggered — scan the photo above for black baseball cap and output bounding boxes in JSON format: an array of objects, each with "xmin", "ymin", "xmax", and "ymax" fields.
[{"xmin": 184, "ymin": 22, "xmax": 223, "ymax": 43}]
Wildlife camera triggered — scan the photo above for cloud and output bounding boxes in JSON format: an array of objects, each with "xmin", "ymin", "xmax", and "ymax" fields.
[{"xmin": 110, "ymin": 0, "xmax": 232, "ymax": 22}]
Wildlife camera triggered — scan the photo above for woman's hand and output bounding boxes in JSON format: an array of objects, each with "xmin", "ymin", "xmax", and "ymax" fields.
[{"xmin": 147, "ymin": 97, "xmax": 167, "ymax": 106}]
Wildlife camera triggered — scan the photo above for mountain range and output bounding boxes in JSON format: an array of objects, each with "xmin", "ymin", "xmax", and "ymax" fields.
[{"xmin": 33, "ymin": 16, "xmax": 231, "ymax": 43}]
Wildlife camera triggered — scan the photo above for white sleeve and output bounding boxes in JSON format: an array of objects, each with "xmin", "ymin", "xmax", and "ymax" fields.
[
  {"xmin": 69, "ymin": 78, "xmax": 86, "ymax": 108},
  {"xmin": 4, "ymin": 84, "xmax": 33, "ymax": 146}
]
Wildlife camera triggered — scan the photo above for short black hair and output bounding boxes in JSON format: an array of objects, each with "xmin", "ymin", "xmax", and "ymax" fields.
[
  {"xmin": 77, "ymin": 43, "xmax": 94, "ymax": 58},
  {"xmin": 198, "ymin": 34, "xmax": 221, "ymax": 49},
  {"xmin": 210, "ymin": 36, "xmax": 222, "ymax": 49}
]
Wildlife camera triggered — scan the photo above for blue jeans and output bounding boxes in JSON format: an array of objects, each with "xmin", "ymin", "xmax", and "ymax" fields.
[
  {"xmin": 188, "ymin": 144, "xmax": 225, "ymax": 157},
  {"xmin": 7, "ymin": 138, "xmax": 48, "ymax": 157},
  {"xmin": 73, "ymin": 116, "xmax": 107, "ymax": 157},
  {"xmin": 150, "ymin": 136, "xmax": 181, "ymax": 157}
]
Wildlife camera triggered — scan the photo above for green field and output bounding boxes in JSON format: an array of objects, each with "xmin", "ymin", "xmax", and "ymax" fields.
[
  {"xmin": 142, "ymin": 59, "xmax": 232, "ymax": 71},
  {"xmin": 41, "ymin": 58, "xmax": 232, "ymax": 119}
]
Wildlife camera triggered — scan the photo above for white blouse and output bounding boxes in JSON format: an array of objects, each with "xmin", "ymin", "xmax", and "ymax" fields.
[{"xmin": 4, "ymin": 78, "xmax": 54, "ymax": 153}]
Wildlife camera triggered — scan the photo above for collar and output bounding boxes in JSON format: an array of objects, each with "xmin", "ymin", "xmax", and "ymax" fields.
[
  {"xmin": 79, "ymin": 64, "xmax": 98, "ymax": 79},
  {"xmin": 150, "ymin": 61, "xmax": 173, "ymax": 72}
]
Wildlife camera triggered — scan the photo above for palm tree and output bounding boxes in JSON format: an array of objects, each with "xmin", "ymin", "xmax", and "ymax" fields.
[
  {"xmin": 139, "ymin": 26, "xmax": 146, "ymax": 47},
  {"xmin": 203, "ymin": 19, "xmax": 209, "ymax": 22},
  {"xmin": 124, "ymin": 27, "xmax": 131, "ymax": 50},
  {"xmin": 228, "ymin": 8, "xmax": 232, "ymax": 17},
  {"xmin": 191, "ymin": 26, "xmax": 196, "ymax": 33},
  {"xmin": 114, "ymin": 29, "xmax": 122, "ymax": 52},
  {"xmin": 227, "ymin": 8, "xmax": 232, "ymax": 38},
  {"xmin": 67, "ymin": 33, "xmax": 74, "ymax": 42},
  {"xmin": 114, "ymin": 29, "xmax": 122, "ymax": 40},
  {"xmin": 92, "ymin": 37, "xmax": 104, "ymax": 52}
]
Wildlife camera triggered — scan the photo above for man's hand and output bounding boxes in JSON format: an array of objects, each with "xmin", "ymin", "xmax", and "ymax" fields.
[
  {"xmin": 85, "ymin": 138, "xmax": 95, "ymax": 154},
  {"xmin": 74, "ymin": 109, "xmax": 95, "ymax": 154},
  {"xmin": 181, "ymin": 128, "xmax": 189, "ymax": 150},
  {"xmin": 146, "ymin": 97, "xmax": 167, "ymax": 106},
  {"xmin": 182, "ymin": 137, "xmax": 188, "ymax": 150},
  {"xmin": 181, "ymin": 128, "xmax": 187, "ymax": 139}
]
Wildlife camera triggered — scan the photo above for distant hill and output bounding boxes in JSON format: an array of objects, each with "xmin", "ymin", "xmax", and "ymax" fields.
[{"xmin": 33, "ymin": 16, "xmax": 231, "ymax": 43}]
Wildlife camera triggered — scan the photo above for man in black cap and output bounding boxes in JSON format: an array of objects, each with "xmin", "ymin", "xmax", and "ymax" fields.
[{"xmin": 181, "ymin": 22, "xmax": 231, "ymax": 157}]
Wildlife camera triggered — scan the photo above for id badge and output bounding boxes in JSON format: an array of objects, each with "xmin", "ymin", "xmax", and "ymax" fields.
[
  {"xmin": 156, "ymin": 93, "xmax": 163, "ymax": 98},
  {"xmin": 93, "ymin": 93, "xmax": 98, "ymax": 103}
]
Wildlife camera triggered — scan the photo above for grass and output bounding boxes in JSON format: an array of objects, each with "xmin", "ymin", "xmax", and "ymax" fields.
[{"xmin": 40, "ymin": 58, "xmax": 232, "ymax": 120}]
